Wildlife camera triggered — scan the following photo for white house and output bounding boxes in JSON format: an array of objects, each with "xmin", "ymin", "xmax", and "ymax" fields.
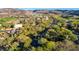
[
  {"xmin": 14, "ymin": 24, "xmax": 22, "ymax": 29},
  {"xmin": 0, "ymin": 24, "xmax": 2, "ymax": 27},
  {"xmin": 45, "ymin": 16, "xmax": 49, "ymax": 20}
]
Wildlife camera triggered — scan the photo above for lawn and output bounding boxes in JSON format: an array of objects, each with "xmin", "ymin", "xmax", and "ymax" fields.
[{"xmin": 0, "ymin": 17, "xmax": 16, "ymax": 23}]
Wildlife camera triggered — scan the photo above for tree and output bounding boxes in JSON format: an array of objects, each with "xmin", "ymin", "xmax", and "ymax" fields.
[
  {"xmin": 17, "ymin": 34, "xmax": 32, "ymax": 49},
  {"xmin": 45, "ymin": 25, "xmax": 78, "ymax": 41},
  {"xmin": 60, "ymin": 27, "xmax": 78, "ymax": 41},
  {"xmin": 56, "ymin": 40, "xmax": 77, "ymax": 51},
  {"xmin": 30, "ymin": 46, "xmax": 36, "ymax": 51},
  {"xmin": 38, "ymin": 38, "xmax": 48, "ymax": 44},
  {"xmin": 9, "ymin": 42, "xmax": 19, "ymax": 51},
  {"xmin": 37, "ymin": 47, "xmax": 43, "ymax": 51},
  {"xmin": 24, "ymin": 37, "xmax": 32, "ymax": 48},
  {"xmin": 46, "ymin": 41, "xmax": 56, "ymax": 50}
]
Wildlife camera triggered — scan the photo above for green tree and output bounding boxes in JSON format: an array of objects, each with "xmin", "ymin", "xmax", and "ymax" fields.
[
  {"xmin": 37, "ymin": 47, "xmax": 43, "ymax": 51},
  {"xmin": 46, "ymin": 41, "xmax": 56, "ymax": 50},
  {"xmin": 9, "ymin": 42, "xmax": 19, "ymax": 51},
  {"xmin": 38, "ymin": 38, "xmax": 48, "ymax": 44}
]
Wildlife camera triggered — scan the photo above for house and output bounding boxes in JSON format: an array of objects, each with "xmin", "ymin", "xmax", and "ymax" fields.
[
  {"xmin": 14, "ymin": 24, "xmax": 22, "ymax": 29},
  {"xmin": 0, "ymin": 24, "xmax": 2, "ymax": 26},
  {"xmin": 45, "ymin": 16, "xmax": 49, "ymax": 20}
]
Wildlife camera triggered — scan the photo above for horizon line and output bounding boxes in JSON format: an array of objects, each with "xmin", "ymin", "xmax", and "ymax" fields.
[{"xmin": 17, "ymin": 8, "xmax": 79, "ymax": 10}]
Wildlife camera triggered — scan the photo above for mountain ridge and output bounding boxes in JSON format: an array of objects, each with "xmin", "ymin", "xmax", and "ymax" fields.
[{"xmin": 0, "ymin": 8, "xmax": 79, "ymax": 18}]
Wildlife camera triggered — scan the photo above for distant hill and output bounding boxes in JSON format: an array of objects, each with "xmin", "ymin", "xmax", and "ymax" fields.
[{"xmin": 0, "ymin": 8, "xmax": 79, "ymax": 18}]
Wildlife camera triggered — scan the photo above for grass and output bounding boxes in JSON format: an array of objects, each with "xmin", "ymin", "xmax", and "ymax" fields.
[{"xmin": 0, "ymin": 17, "xmax": 16, "ymax": 23}]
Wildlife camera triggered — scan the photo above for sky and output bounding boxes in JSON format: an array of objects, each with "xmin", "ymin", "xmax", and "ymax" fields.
[{"xmin": 17, "ymin": 8, "xmax": 79, "ymax": 10}]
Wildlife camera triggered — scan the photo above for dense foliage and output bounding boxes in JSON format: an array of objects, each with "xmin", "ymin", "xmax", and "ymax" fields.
[{"xmin": 0, "ymin": 14, "xmax": 79, "ymax": 51}]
